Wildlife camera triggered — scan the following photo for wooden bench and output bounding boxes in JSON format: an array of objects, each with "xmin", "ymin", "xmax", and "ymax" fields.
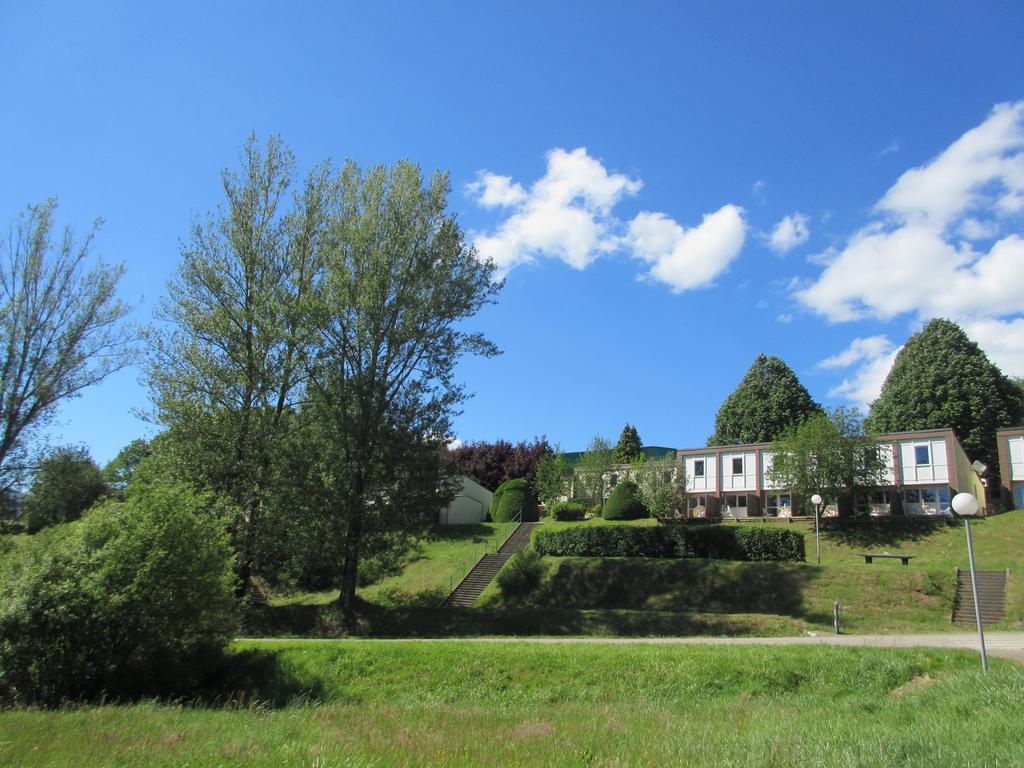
[{"xmin": 858, "ymin": 552, "xmax": 914, "ymax": 565}]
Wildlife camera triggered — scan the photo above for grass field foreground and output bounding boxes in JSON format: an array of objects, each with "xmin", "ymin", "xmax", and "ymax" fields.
[{"xmin": 1, "ymin": 640, "xmax": 1022, "ymax": 767}]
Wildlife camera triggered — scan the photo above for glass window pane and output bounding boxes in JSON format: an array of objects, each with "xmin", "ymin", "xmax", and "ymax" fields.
[
  {"xmin": 921, "ymin": 488, "xmax": 936, "ymax": 503},
  {"xmin": 732, "ymin": 457, "xmax": 743, "ymax": 474},
  {"xmin": 905, "ymin": 489, "xmax": 920, "ymax": 503},
  {"xmin": 694, "ymin": 460, "xmax": 704, "ymax": 477},
  {"xmin": 915, "ymin": 445, "xmax": 930, "ymax": 465}
]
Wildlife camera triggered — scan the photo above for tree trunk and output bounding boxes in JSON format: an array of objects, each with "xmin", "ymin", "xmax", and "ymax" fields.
[{"xmin": 339, "ymin": 512, "xmax": 361, "ymax": 612}]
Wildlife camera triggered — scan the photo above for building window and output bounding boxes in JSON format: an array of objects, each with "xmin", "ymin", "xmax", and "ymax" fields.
[
  {"xmin": 915, "ymin": 445, "xmax": 930, "ymax": 465},
  {"xmin": 904, "ymin": 488, "xmax": 921, "ymax": 504},
  {"xmin": 732, "ymin": 457, "xmax": 743, "ymax": 475},
  {"xmin": 694, "ymin": 459, "xmax": 705, "ymax": 477},
  {"xmin": 766, "ymin": 493, "xmax": 791, "ymax": 516},
  {"xmin": 687, "ymin": 495, "xmax": 707, "ymax": 512},
  {"xmin": 725, "ymin": 494, "xmax": 747, "ymax": 510}
]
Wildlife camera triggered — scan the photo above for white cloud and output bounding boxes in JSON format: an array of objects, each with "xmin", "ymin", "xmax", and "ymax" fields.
[
  {"xmin": 776, "ymin": 313, "xmax": 793, "ymax": 324},
  {"xmin": 958, "ymin": 217, "xmax": 999, "ymax": 240},
  {"xmin": 961, "ymin": 318, "xmax": 1024, "ymax": 378},
  {"xmin": 768, "ymin": 212, "xmax": 810, "ymax": 253},
  {"xmin": 817, "ymin": 336, "xmax": 900, "ymax": 409},
  {"xmin": 799, "ymin": 101, "xmax": 1024, "ymax": 322},
  {"xmin": 469, "ymin": 148, "xmax": 747, "ymax": 290},
  {"xmin": 876, "ymin": 101, "xmax": 1024, "ymax": 229},
  {"xmin": 626, "ymin": 205, "xmax": 747, "ymax": 292},
  {"xmin": 878, "ymin": 140, "xmax": 900, "ymax": 158},
  {"xmin": 465, "ymin": 172, "xmax": 527, "ymax": 207},
  {"xmin": 752, "ymin": 179, "xmax": 766, "ymax": 200},
  {"xmin": 469, "ymin": 148, "xmax": 642, "ymax": 273}
]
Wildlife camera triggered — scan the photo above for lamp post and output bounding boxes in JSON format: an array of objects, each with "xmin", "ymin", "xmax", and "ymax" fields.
[
  {"xmin": 951, "ymin": 492, "xmax": 988, "ymax": 674},
  {"xmin": 810, "ymin": 493, "xmax": 823, "ymax": 564}
]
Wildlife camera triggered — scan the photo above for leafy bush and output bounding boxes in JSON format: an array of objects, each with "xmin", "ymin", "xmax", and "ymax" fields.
[
  {"xmin": 0, "ymin": 482, "xmax": 237, "ymax": 705},
  {"xmin": 586, "ymin": 503, "xmax": 603, "ymax": 518},
  {"xmin": 533, "ymin": 524, "xmax": 805, "ymax": 562},
  {"xmin": 549, "ymin": 501, "xmax": 586, "ymax": 521},
  {"xmin": 491, "ymin": 478, "xmax": 538, "ymax": 522},
  {"xmin": 602, "ymin": 480, "xmax": 649, "ymax": 520},
  {"xmin": 496, "ymin": 550, "xmax": 546, "ymax": 599}
]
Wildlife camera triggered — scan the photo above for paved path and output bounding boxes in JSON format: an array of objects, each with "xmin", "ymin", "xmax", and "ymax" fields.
[{"xmin": 243, "ymin": 632, "xmax": 1024, "ymax": 661}]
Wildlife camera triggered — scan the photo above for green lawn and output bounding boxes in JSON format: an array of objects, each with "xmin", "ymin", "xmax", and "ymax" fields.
[
  {"xmin": 267, "ymin": 523, "xmax": 503, "ymax": 609},
  {"xmin": 1, "ymin": 640, "xmax": 1021, "ymax": 767},
  {"xmin": 245, "ymin": 511, "xmax": 1024, "ymax": 638}
]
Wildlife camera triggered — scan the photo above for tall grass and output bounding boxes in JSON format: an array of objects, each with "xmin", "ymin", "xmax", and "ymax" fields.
[{"xmin": 1, "ymin": 641, "xmax": 1022, "ymax": 766}]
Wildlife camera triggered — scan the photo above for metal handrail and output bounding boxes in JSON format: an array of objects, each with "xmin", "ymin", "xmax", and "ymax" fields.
[{"xmin": 440, "ymin": 510, "xmax": 523, "ymax": 604}]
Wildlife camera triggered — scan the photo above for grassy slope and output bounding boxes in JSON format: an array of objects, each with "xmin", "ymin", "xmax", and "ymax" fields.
[
  {"xmin": 477, "ymin": 511, "xmax": 1024, "ymax": 634},
  {"xmin": 1, "ymin": 641, "xmax": 1022, "ymax": 767},
  {"xmin": 269, "ymin": 523, "xmax": 502, "ymax": 608},
  {"xmin": 249, "ymin": 511, "xmax": 1024, "ymax": 637}
]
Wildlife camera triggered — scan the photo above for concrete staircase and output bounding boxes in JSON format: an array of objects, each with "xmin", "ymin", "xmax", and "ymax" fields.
[
  {"xmin": 952, "ymin": 568, "xmax": 1007, "ymax": 625},
  {"xmin": 443, "ymin": 522, "xmax": 540, "ymax": 608}
]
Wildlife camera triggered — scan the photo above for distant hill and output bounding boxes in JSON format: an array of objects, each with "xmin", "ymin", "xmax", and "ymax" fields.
[{"xmin": 562, "ymin": 445, "xmax": 677, "ymax": 466}]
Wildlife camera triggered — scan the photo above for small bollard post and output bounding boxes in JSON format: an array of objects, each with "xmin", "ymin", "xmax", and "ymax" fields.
[{"xmin": 833, "ymin": 601, "xmax": 841, "ymax": 634}]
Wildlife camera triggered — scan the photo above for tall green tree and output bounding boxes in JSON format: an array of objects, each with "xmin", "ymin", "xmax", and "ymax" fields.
[
  {"xmin": 24, "ymin": 446, "xmax": 108, "ymax": 533},
  {"xmin": 866, "ymin": 319, "xmax": 1024, "ymax": 477},
  {"xmin": 103, "ymin": 438, "xmax": 151, "ymax": 499},
  {"xmin": 709, "ymin": 354, "xmax": 821, "ymax": 445},
  {"xmin": 766, "ymin": 408, "xmax": 887, "ymax": 517},
  {"xmin": 632, "ymin": 456, "xmax": 687, "ymax": 520},
  {"xmin": 533, "ymin": 448, "xmax": 571, "ymax": 505},
  {"xmin": 146, "ymin": 135, "xmax": 334, "ymax": 589},
  {"xmin": 614, "ymin": 424, "xmax": 644, "ymax": 463},
  {"xmin": 0, "ymin": 200, "xmax": 134, "ymax": 490},
  {"xmin": 574, "ymin": 435, "xmax": 615, "ymax": 507},
  {"xmin": 307, "ymin": 160, "xmax": 501, "ymax": 610}
]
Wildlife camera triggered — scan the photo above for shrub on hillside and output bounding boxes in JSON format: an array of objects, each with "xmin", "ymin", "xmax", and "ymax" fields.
[
  {"xmin": 0, "ymin": 482, "xmax": 237, "ymax": 705},
  {"xmin": 602, "ymin": 480, "xmax": 649, "ymax": 520},
  {"xmin": 549, "ymin": 501, "xmax": 586, "ymax": 521},
  {"xmin": 533, "ymin": 524, "xmax": 804, "ymax": 562},
  {"xmin": 496, "ymin": 550, "xmax": 546, "ymax": 600},
  {"xmin": 491, "ymin": 478, "xmax": 538, "ymax": 522}
]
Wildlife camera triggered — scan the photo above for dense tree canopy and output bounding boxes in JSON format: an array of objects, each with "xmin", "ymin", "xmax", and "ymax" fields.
[
  {"xmin": 446, "ymin": 438, "xmax": 551, "ymax": 491},
  {"xmin": 304, "ymin": 159, "xmax": 500, "ymax": 610},
  {"xmin": 866, "ymin": 319, "xmax": 1024, "ymax": 477},
  {"xmin": 24, "ymin": 446, "xmax": 108, "ymax": 533},
  {"xmin": 708, "ymin": 354, "xmax": 822, "ymax": 446},
  {"xmin": 767, "ymin": 408, "xmax": 887, "ymax": 518},
  {"xmin": 147, "ymin": 135, "xmax": 333, "ymax": 590},
  {"xmin": 103, "ymin": 438, "xmax": 151, "ymax": 499},
  {"xmin": 614, "ymin": 424, "xmax": 643, "ymax": 463}
]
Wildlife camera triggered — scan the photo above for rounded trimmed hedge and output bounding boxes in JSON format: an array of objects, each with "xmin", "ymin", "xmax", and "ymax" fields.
[
  {"xmin": 602, "ymin": 480, "xmax": 649, "ymax": 520},
  {"xmin": 491, "ymin": 478, "xmax": 538, "ymax": 522}
]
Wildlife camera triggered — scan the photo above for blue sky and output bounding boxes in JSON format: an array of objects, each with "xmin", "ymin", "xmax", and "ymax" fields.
[{"xmin": 2, "ymin": 1, "xmax": 1023, "ymax": 464}]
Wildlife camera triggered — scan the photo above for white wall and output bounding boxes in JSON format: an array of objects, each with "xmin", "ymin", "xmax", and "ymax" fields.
[
  {"xmin": 721, "ymin": 451, "xmax": 757, "ymax": 491},
  {"xmin": 877, "ymin": 444, "xmax": 896, "ymax": 484},
  {"xmin": 1009, "ymin": 436, "xmax": 1024, "ymax": 482},
  {"xmin": 899, "ymin": 439, "xmax": 949, "ymax": 484},
  {"xmin": 684, "ymin": 454, "xmax": 717, "ymax": 493},
  {"xmin": 761, "ymin": 451, "xmax": 783, "ymax": 490},
  {"xmin": 439, "ymin": 476, "xmax": 493, "ymax": 525}
]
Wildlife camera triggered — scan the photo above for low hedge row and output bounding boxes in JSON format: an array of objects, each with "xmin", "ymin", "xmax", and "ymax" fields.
[{"xmin": 532, "ymin": 524, "xmax": 805, "ymax": 562}]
